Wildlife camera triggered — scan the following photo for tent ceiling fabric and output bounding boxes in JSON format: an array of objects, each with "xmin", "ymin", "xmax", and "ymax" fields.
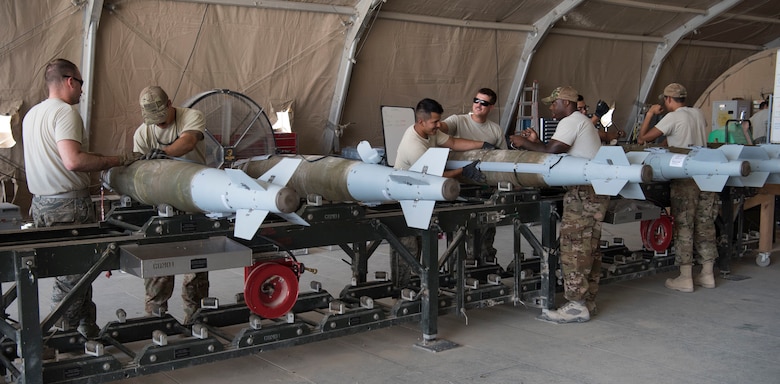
[{"xmin": 1, "ymin": 0, "xmax": 779, "ymax": 212}]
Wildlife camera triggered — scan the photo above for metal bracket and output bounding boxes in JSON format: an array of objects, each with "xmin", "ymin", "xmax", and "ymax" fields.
[
  {"xmin": 157, "ymin": 204, "xmax": 176, "ymax": 217},
  {"xmin": 191, "ymin": 324, "xmax": 208, "ymax": 339},
  {"xmin": 152, "ymin": 330, "xmax": 168, "ymax": 346},
  {"xmin": 85, "ymin": 340, "xmax": 104, "ymax": 357}
]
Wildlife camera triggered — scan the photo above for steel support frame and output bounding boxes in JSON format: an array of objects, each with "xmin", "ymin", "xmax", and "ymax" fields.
[{"xmin": 0, "ymin": 197, "xmax": 549, "ymax": 383}]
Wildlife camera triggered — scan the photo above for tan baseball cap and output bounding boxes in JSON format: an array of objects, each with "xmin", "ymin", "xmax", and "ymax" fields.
[
  {"xmin": 139, "ymin": 86, "xmax": 170, "ymax": 125},
  {"xmin": 542, "ymin": 86, "xmax": 579, "ymax": 104},
  {"xmin": 660, "ymin": 83, "xmax": 687, "ymax": 99}
]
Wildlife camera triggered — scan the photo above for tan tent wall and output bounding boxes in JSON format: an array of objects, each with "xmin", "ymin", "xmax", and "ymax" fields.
[
  {"xmin": 526, "ymin": 35, "xmax": 657, "ymax": 135},
  {"xmin": 2, "ymin": 1, "xmax": 348, "ymax": 213},
  {"xmin": 1, "ymin": 1, "xmax": 774, "ymax": 216},
  {"xmin": 341, "ymin": 19, "xmax": 525, "ymax": 150},
  {"xmin": 0, "ymin": 1, "xmax": 85, "ymax": 211},
  {"xmin": 92, "ymin": 2, "xmax": 345, "ymax": 156}
]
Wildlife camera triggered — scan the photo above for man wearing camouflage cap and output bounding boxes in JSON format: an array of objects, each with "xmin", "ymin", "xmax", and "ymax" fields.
[
  {"xmin": 508, "ymin": 86, "xmax": 609, "ymax": 323},
  {"xmin": 133, "ymin": 85, "xmax": 207, "ymax": 164},
  {"xmin": 638, "ymin": 83, "xmax": 718, "ymax": 293},
  {"xmin": 133, "ymin": 85, "xmax": 209, "ymax": 323}
]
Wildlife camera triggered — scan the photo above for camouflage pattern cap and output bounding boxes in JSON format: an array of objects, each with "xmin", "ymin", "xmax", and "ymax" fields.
[
  {"xmin": 541, "ymin": 86, "xmax": 579, "ymax": 104},
  {"xmin": 139, "ymin": 86, "xmax": 169, "ymax": 125},
  {"xmin": 660, "ymin": 83, "xmax": 687, "ymax": 99}
]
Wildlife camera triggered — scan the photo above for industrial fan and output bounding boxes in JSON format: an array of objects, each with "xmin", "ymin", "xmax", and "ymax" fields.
[
  {"xmin": 183, "ymin": 89, "xmax": 277, "ymax": 168},
  {"xmin": 183, "ymin": 89, "xmax": 305, "ymax": 318}
]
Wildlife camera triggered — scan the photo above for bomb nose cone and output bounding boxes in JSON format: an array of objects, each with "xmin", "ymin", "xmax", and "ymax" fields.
[
  {"xmin": 275, "ymin": 187, "xmax": 300, "ymax": 213},
  {"xmin": 740, "ymin": 161, "xmax": 751, "ymax": 177},
  {"xmin": 640, "ymin": 165, "xmax": 653, "ymax": 183},
  {"xmin": 441, "ymin": 178, "xmax": 461, "ymax": 201}
]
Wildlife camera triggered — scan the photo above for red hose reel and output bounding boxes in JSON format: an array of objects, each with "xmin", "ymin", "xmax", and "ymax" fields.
[
  {"xmin": 244, "ymin": 257, "xmax": 305, "ymax": 318},
  {"xmin": 640, "ymin": 213, "xmax": 674, "ymax": 252}
]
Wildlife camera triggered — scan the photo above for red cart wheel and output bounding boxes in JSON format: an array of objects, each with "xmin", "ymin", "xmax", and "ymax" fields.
[
  {"xmin": 640, "ymin": 215, "xmax": 673, "ymax": 252},
  {"xmin": 244, "ymin": 262, "xmax": 299, "ymax": 318}
]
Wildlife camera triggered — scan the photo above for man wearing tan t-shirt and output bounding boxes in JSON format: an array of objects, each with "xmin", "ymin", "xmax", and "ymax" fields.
[
  {"xmin": 133, "ymin": 86, "xmax": 209, "ymax": 324},
  {"xmin": 23, "ymin": 58, "xmax": 136, "ymax": 338}
]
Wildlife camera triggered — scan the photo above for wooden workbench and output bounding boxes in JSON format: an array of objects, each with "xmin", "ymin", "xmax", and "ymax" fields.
[{"xmin": 743, "ymin": 184, "xmax": 779, "ymax": 252}]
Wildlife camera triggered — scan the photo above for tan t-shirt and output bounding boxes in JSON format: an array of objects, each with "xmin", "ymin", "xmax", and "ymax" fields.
[
  {"xmin": 133, "ymin": 107, "xmax": 207, "ymax": 164},
  {"xmin": 22, "ymin": 98, "xmax": 90, "ymax": 195},
  {"xmin": 394, "ymin": 125, "xmax": 450, "ymax": 170},
  {"xmin": 655, "ymin": 106, "xmax": 708, "ymax": 148},
  {"xmin": 443, "ymin": 114, "xmax": 507, "ymax": 149},
  {"xmin": 550, "ymin": 111, "xmax": 602, "ymax": 159}
]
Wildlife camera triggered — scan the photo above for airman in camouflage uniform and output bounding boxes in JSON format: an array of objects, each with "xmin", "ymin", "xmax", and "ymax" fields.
[
  {"xmin": 145, "ymin": 273, "xmax": 209, "ymax": 323},
  {"xmin": 509, "ymin": 85, "xmax": 607, "ymax": 323},
  {"xmin": 638, "ymin": 83, "xmax": 718, "ymax": 292},
  {"xmin": 22, "ymin": 58, "xmax": 134, "ymax": 338},
  {"xmin": 32, "ymin": 196, "xmax": 97, "ymax": 333},
  {"xmin": 134, "ymin": 85, "xmax": 209, "ymax": 323},
  {"xmin": 668, "ymin": 178, "xmax": 719, "ymax": 288},
  {"xmin": 439, "ymin": 88, "xmax": 506, "ymax": 264},
  {"xmin": 560, "ymin": 186, "xmax": 610, "ymax": 307}
]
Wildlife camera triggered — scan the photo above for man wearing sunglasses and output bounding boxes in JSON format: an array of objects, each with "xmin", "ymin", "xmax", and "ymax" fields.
[
  {"xmin": 439, "ymin": 88, "xmax": 506, "ymax": 150},
  {"xmin": 22, "ymin": 58, "xmax": 138, "ymax": 338},
  {"xmin": 508, "ymin": 86, "xmax": 609, "ymax": 324},
  {"xmin": 132, "ymin": 85, "xmax": 208, "ymax": 324},
  {"xmin": 438, "ymin": 88, "xmax": 505, "ymax": 264}
]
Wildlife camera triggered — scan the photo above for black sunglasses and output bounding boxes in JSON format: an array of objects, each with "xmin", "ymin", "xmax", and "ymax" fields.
[
  {"xmin": 473, "ymin": 98, "xmax": 493, "ymax": 106},
  {"xmin": 63, "ymin": 75, "xmax": 84, "ymax": 87}
]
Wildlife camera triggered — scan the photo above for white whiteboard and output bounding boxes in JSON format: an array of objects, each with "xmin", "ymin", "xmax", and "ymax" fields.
[{"xmin": 381, "ymin": 105, "xmax": 415, "ymax": 167}]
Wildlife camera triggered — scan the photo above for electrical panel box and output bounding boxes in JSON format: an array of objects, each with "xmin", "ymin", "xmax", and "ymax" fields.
[{"xmin": 712, "ymin": 100, "xmax": 751, "ymax": 131}]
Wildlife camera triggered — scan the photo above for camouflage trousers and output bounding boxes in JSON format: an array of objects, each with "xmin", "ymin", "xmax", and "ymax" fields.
[
  {"xmin": 560, "ymin": 186, "xmax": 610, "ymax": 303},
  {"xmin": 670, "ymin": 179, "xmax": 719, "ymax": 265},
  {"xmin": 390, "ymin": 236, "xmax": 420, "ymax": 289},
  {"xmin": 145, "ymin": 272, "xmax": 209, "ymax": 323},
  {"xmin": 31, "ymin": 195, "xmax": 97, "ymax": 327}
]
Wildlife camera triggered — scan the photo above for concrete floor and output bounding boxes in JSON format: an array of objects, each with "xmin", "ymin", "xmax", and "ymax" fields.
[{"xmin": 14, "ymin": 221, "xmax": 780, "ymax": 384}]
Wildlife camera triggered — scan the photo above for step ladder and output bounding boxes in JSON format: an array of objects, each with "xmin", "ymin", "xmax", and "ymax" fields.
[{"xmin": 516, "ymin": 81, "xmax": 539, "ymax": 135}]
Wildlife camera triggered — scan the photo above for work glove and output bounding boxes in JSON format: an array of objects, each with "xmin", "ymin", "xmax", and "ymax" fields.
[
  {"xmin": 462, "ymin": 160, "xmax": 486, "ymax": 184},
  {"xmin": 141, "ymin": 148, "xmax": 167, "ymax": 160},
  {"xmin": 595, "ymin": 100, "xmax": 610, "ymax": 118},
  {"xmin": 117, "ymin": 152, "xmax": 143, "ymax": 166},
  {"xmin": 481, "ymin": 141, "xmax": 496, "ymax": 150}
]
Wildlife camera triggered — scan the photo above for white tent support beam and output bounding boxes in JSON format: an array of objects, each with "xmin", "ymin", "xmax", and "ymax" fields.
[
  {"xmin": 723, "ymin": 13, "xmax": 780, "ymax": 25},
  {"xmin": 378, "ymin": 12, "xmax": 534, "ymax": 32},
  {"xmin": 79, "ymin": 0, "xmax": 104, "ymax": 141},
  {"xmin": 174, "ymin": 0, "xmax": 353, "ymax": 15},
  {"xmin": 596, "ymin": 0, "xmax": 779, "ymax": 24},
  {"xmin": 326, "ymin": 0, "xmax": 383, "ymax": 152},
  {"xmin": 555, "ymin": 27, "xmax": 761, "ymax": 50},
  {"xmin": 595, "ymin": 0, "xmax": 707, "ymax": 14},
  {"xmin": 625, "ymin": 0, "xmax": 742, "ymax": 133},
  {"xmin": 500, "ymin": 0, "xmax": 584, "ymax": 132},
  {"xmin": 378, "ymin": 12, "xmax": 764, "ymax": 50}
]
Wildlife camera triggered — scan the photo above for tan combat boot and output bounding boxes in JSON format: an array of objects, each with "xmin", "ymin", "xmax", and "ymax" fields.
[
  {"xmin": 665, "ymin": 265, "xmax": 693, "ymax": 292},
  {"xmin": 694, "ymin": 260, "xmax": 716, "ymax": 288}
]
